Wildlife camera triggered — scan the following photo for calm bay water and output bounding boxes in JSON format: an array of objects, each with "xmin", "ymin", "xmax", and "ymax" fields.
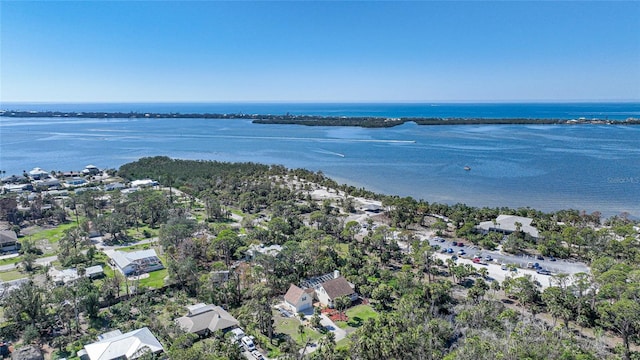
[{"xmin": 1, "ymin": 103, "xmax": 639, "ymax": 218}]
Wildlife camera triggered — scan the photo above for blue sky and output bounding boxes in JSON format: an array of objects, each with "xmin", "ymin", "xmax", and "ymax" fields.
[{"xmin": 1, "ymin": 1, "xmax": 639, "ymax": 103}]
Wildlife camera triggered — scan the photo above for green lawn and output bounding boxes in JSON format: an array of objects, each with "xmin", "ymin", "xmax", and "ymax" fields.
[
  {"xmin": 274, "ymin": 310, "xmax": 323, "ymax": 346},
  {"xmin": 335, "ymin": 243, "xmax": 349, "ymax": 256},
  {"xmin": 125, "ymin": 225, "xmax": 158, "ymax": 240},
  {"xmin": 138, "ymin": 269, "xmax": 167, "ymax": 289},
  {"xmin": 0, "ymin": 256, "xmax": 21, "ymax": 267},
  {"xmin": 0, "ymin": 269, "xmax": 27, "ymax": 281},
  {"xmin": 116, "ymin": 243, "xmax": 156, "ymax": 252},
  {"xmin": 335, "ymin": 304, "xmax": 378, "ymax": 329},
  {"xmin": 27, "ymin": 221, "xmax": 82, "ymax": 244},
  {"xmin": 336, "ymin": 337, "xmax": 350, "ymax": 351}
]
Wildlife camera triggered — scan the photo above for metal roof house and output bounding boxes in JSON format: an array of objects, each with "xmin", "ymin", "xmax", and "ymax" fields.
[
  {"xmin": 49, "ymin": 265, "xmax": 104, "ymax": 285},
  {"xmin": 79, "ymin": 327, "xmax": 164, "ymax": 360},
  {"xmin": 175, "ymin": 303, "xmax": 239, "ymax": 336},
  {"xmin": 0, "ymin": 230, "xmax": 20, "ymax": 252},
  {"xmin": 104, "ymin": 249, "xmax": 164, "ymax": 276},
  {"xmin": 477, "ymin": 215, "xmax": 540, "ymax": 239}
]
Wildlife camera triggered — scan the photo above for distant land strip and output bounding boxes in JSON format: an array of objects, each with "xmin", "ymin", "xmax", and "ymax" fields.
[{"xmin": 1, "ymin": 110, "xmax": 639, "ymax": 128}]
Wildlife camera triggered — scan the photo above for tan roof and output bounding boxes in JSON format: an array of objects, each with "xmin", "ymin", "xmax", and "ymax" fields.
[
  {"xmin": 284, "ymin": 284, "xmax": 314, "ymax": 304},
  {"xmin": 175, "ymin": 304, "xmax": 239, "ymax": 334},
  {"xmin": 321, "ymin": 277, "xmax": 354, "ymax": 300}
]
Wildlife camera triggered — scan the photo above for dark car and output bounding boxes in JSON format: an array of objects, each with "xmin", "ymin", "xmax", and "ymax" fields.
[
  {"xmin": 549, "ymin": 256, "xmax": 556, "ymax": 261},
  {"xmin": 536, "ymin": 255, "xmax": 544, "ymax": 260},
  {"xmin": 458, "ymin": 242, "xmax": 464, "ymax": 247},
  {"xmin": 452, "ymin": 241, "xmax": 458, "ymax": 246}
]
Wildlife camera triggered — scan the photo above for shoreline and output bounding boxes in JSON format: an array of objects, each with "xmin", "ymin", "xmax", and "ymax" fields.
[{"xmin": 2, "ymin": 110, "xmax": 639, "ymax": 128}]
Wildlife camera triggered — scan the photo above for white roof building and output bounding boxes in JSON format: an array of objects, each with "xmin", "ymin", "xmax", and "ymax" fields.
[
  {"xmin": 247, "ymin": 244, "xmax": 282, "ymax": 259},
  {"xmin": 49, "ymin": 265, "xmax": 104, "ymax": 284},
  {"xmin": 79, "ymin": 327, "xmax": 164, "ymax": 360},
  {"xmin": 477, "ymin": 215, "xmax": 540, "ymax": 239},
  {"xmin": 130, "ymin": 179, "xmax": 158, "ymax": 188},
  {"xmin": 104, "ymin": 249, "xmax": 164, "ymax": 276}
]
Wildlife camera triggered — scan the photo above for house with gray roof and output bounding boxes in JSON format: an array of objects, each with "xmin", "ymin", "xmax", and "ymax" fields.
[
  {"xmin": 78, "ymin": 327, "xmax": 164, "ymax": 360},
  {"xmin": 477, "ymin": 215, "xmax": 540, "ymax": 239},
  {"xmin": 104, "ymin": 249, "xmax": 163, "ymax": 276},
  {"xmin": 49, "ymin": 265, "xmax": 104, "ymax": 285},
  {"xmin": 0, "ymin": 230, "xmax": 20, "ymax": 252},
  {"xmin": 175, "ymin": 303, "xmax": 239, "ymax": 336}
]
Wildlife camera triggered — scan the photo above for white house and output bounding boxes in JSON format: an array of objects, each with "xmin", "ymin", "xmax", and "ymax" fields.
[
  {"xmin": 28, "ymin": 167, "xmax": 49, "ymax": 180},
  {"xmin": 82, "ymin": 165, "xmax": 101, "ymax": 175},
  {"xmin": 283, "ymin": 284, "xmax": 315, "ymax": 313},
  {"xmin": 49, "ymin": 265, "xmax": 104, "ymax": 285},
  {"xmin": 246, "ymin": 243, "xmax": 282, "ymax": 259},
  {"xmin": 315, "ymin": 276, "xmax": 357, "ymax": 308},
  {"xmin": 79, "ymin": 327, "xmax": 164, "ymax": 360},
  {"xmin": 130, "ymin": 179, "xmax": 158, "ymax": 188},
  {"xmin": 104, "ymin": 249, "xmax": 163, "ymax": 276},
  {"xmin": 477, "ymin": 215, "xmax": 540, "ymax": 239}
]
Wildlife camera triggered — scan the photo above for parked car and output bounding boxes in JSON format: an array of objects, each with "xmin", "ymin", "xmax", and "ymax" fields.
[
  {"xmin": 241, "ymin": 336, "xmax": 256, "ymax": 351},
  {"xmin": 537, "ymin": 269, "xmax": 551, "ymax": 275},
  {"xmin": 447, "ymin": 248, "xmax": 454, "ymax": 253},
  {"xmin": 501, "ymin": 263, "xmax": 508, "ymax": 270},
  {"xmin": 458, "ymin": 249, "xmax": 465, "ymax": 256},
  {"xmin": 472, "ymin": 257, "xmax": 481, "ymax": 264},
  {"xmin": 451, "ymin": 255, "xmax": 458, "ymax": 261},
  {"xmin": 457, "ymin": 242, "xmax": 464, "ymax": 247},
  {"xmin": 251, "ymin": 350, "xmax": 265, "ymax": 360},
  {"xmin": 536, "ymin": 255, "xmax": 544, "ymax": 260},
  {"xmin": 484, "ymin": 255, "xmax": 493, "ymax": 261},
  {"xmin": 452, "ymin": 241, "xmax": 458, "ymax": 246},
  {"xmin": 549, "ymin": 256, "xmax": 556, "ymax": 261}
]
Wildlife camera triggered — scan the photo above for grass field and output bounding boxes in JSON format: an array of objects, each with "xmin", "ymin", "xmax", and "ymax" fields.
[
  {"xmin": 27, "ymin": 221, "xmax": 83, "ymax": 244},
  {"xmin": 138, "ymin": 269, "xmax": 167, "ymax": 289},
  {"xmin": 0, "ymin": 269, "xmax": 27, "ymax": 281},
  {"xmin": 335, "ymin": 304, "xmax": 378, "ymax": 329},
  {"xmin": 0, "ymin": 256, "xmax": 21, "ymax": 267},
  {"xmin": 274, "ymin": 310, "xmax": 323, "ymax": 346}
]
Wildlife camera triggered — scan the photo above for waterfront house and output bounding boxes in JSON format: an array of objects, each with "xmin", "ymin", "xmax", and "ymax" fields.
[
  {"xmin": 175, "ymin": 303, "xmax": 239, "ymax": 336},
  {"xmin": 79, "ymin": 327, "xmax": 164, "ymax": 360},
  {"xmin": 28, "ymin": 167, "xmax": 49, "ymax": 180},
  {"xmin": 104, "ymin": 249, "xmax": 163, "ymax": 276},
  {"xmin": 284, "ymin": 284, "xmax": 315, "ymax": 313},
  {"xmin": 82, "ymin": 165, "xmax": 101, "ymax": 176},
  {"xmin": 477, "ymin": 215, "xmax": 540, "ymax": 239}
]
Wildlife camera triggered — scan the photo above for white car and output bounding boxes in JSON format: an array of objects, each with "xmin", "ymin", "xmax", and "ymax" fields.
[
  {"xmin": 251, "ymin": 350, "xmax": 265, "ymax": 360},
  {"xmin": 241, "ymin": 336, "xmax": 256, "ymax": 351}
]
